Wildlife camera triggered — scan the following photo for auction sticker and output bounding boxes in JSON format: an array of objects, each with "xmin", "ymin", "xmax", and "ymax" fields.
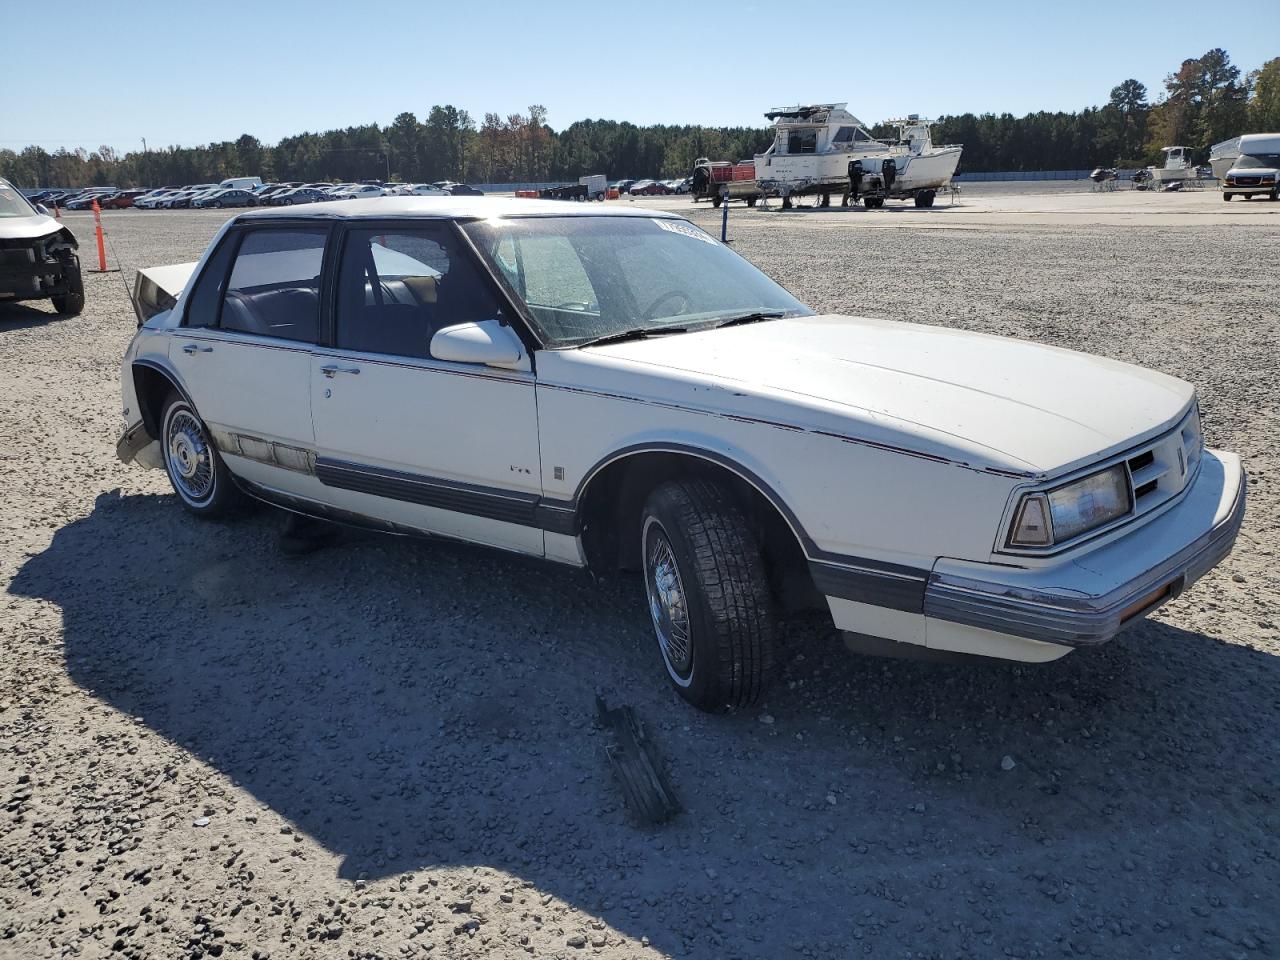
[{"xmin": 653, "ymin": 218, "xmax": 719, "ymax": 245}]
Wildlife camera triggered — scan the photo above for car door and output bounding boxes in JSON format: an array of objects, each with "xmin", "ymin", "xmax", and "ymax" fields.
[
  {"xmin": 309, "ymin": 222, "xmax": 543, "ymax": 556},
  {"xmin": 171, "ymin": 224, "xmax": 328, "ymax": 496}
]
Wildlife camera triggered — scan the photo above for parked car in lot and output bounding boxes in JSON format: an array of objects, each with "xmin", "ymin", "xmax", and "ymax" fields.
[
  {"xmin": 629, "ymin": 180, "xmax": 669, "ymax": 195},
  {"xmin": 268, "ymin": 187, "xmax": 329, "ymax": 205},
  {"xmin": 331, "ymin": 184, "xmax": 385, "ymax": 201},
  {"xmin": 444, "ymin": 183, "xmax": 484, "ymax": 196},
  {"xmin": 135, "ymin": 189, "xmax": 183, "ymax": 209},
  {"xmin": 253, "ymin": 183, "xmax": 299, "ymax": 204},
  {"xmin": 65, "ymin": 192, "xmax": 117, "ymax": 210},
  {"xmin": 193, "ymin": 188, "xmax": 259, "ymax": 208},
  {"xmin": 117, "ymin": 198, "xmax": 1244, "ymax": 712},
  {"xmin": 0, "ymin": 177, "xmax": 84, "ymax": 315},
  {"xmin": 101, "ymin": 189, "xmax": 150, "ymax": 209},
  {"xmin": 610, "ymin": 179, "xmax": 636, "ymax": 195}
]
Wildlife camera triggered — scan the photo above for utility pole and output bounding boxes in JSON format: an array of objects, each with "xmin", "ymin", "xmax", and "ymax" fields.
[{"xmin": 141, "ymin": 137, "xmax": 150, "ymax": 188}]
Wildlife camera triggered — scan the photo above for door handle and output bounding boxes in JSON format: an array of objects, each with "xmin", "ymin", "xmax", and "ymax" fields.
[
  {"xmin": 182, "ymin": 343, "xmax": 214, "ymax": 354},
  {"xmin": 320, "ymin": 364, "xmax": 360, "ymax": 378}
]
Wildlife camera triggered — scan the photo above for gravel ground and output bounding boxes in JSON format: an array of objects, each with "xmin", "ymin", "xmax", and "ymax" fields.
[{"xmin": 2, "ymin": 193, "xmax": 1278, "ymax": 960}]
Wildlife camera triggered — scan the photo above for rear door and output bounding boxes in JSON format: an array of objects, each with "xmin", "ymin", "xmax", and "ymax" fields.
[
  {"xmin": 171, "ymin": 224, "xmax": 328, "ymax": 495},
  {"xmin": 309, "ymin": 223, "xmax": 543, "ymax": 555}
]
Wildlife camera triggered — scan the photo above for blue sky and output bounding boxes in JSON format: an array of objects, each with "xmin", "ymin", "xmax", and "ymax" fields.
[{"xmin": 3, "ymin": 0, "xmax": 1272, "ymax": 153}]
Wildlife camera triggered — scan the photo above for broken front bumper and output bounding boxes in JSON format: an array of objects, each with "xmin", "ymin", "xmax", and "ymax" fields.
[
  {"xmin": 924, "ymin": 449, "xmax": 1245, "ymax": 647},
  {"xmin": 116, "ymin": 420, "xmax": 152, "ymax": 464}
]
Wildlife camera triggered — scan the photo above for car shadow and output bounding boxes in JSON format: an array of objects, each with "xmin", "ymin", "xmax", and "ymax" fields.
[
  {"xmin": 10, "ymin": 491, "xmax": 1278, "ymax": 956},
  {"xmin": 0, "ymin": 300, "xmax": 69, "ymax": 329}
]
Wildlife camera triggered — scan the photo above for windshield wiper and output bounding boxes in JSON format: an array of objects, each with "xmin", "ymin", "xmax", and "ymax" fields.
[
  {"xmin": 706, "ymin": 310, "xmax": 787, "ymax": 330},
  {"xmin": 575, "ymin": 326, "xmax": 689, "ymax": 348}
]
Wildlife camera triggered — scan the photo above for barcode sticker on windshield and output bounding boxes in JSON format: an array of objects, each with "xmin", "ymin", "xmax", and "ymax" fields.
[{"xmin": 653, "ymin": 219, "xmax": 718, "ymax": 245}]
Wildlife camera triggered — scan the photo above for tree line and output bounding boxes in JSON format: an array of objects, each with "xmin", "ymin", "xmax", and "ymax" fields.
[{"xmin": 3, "ymin": 49, "xmax": 1276, "ymax": 189}]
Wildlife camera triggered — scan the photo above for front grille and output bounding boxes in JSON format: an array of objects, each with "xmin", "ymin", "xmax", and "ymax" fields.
[{"xmin": 1124, "ymin": 408, "xmax": 1202, "ymax": 518}]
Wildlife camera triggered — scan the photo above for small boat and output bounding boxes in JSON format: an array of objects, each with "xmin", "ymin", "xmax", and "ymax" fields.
[
  {"xmin": 1147, "ymin": 146, "xmax": 1195, "ymax": 185},
  {"xmin": 753, "ymin": 104, "xmax": 962, "ymax": 208}
]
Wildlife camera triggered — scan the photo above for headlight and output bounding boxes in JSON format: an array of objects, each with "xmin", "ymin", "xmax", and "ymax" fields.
[{"xmin": 1008, "ymin": 465, "xmax": 1132, "ymax": 548}]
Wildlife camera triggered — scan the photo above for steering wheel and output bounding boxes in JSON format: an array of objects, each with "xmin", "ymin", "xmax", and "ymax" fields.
[{"xmin": 642, "ymin": 289, "xmax": 692, "ymax": 320}]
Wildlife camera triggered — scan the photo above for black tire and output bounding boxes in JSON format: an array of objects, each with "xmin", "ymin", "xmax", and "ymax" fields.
[
  {"xmin": 1223, "ymin": 193, "xmax": 1232, "ymax": 201},
  {"xmin": 160, "ymin": 393, "xmax": 244, "ymax": 518},
  {"xmin": 711, "ymin": 194, "xmax": 723, "ymax": 208},
  {"xmin": 51, "ymin": 256, "xmax": 84, "ymax": 315},
  {"xmin": 746, "ymin": 197, "xmax": 757, "ymax": 207},
  {"xmin": 640, "ymin": 479, "xmax": 777, "ymax": 712},
  {"xmin": 1270, "ymin": 191, "xmax": 1278, "ymax": 202},
  {"xmin": 914, "ymin": 190, "xmax": 936, "ymax": 208}
]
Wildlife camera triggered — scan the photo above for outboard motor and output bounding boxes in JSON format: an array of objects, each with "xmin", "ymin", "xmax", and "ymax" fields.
[
  {"xmin": 691, "ymin": 165, "xmax": 710, "ymax": 199},
  {"xmin": 881, "ymin": 158, "xmax": 897, "ymax": 193},
  {"xmin": 848, "ymin": 159, "xmax": 864, "ymax": 201}
]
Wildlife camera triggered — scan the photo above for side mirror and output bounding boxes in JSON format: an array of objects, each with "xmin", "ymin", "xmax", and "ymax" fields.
[
  {"xmin": 430, "ymin": 318, "xmax": 526, "ymax": 370},
  {"xmin": 36, "ymin": 203, "xmax": 51, "ymax": 216}
]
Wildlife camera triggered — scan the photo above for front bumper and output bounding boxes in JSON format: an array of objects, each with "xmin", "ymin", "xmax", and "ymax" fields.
[
  {"xmin": 924, "ymin": 450, "xmax": 1245, "ymax": 647},
  {"xmin": 116, "ymin": 420, "xmax": 152, "ymax": 464}
]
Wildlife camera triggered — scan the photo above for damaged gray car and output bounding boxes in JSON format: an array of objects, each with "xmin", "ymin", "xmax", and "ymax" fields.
[{"xmin": 0, "ymin": 178, "xmax": 85, "ymax": 316}]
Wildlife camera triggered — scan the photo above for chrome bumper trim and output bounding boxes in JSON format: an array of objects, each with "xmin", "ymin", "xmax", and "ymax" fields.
[{"xmin": 924, "ymin": 462, "xmax": 1246, "ymax": 647}]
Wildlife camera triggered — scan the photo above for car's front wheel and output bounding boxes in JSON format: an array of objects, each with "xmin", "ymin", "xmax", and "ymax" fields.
[
  {"xmin": 160, "ymin": 393, "xmax": 243, "ymax": 517},
  {"xmin": 51, "ymin": 255, "xmax": 84, "ymax": 315},
  {"xmin": 641, "ymin": 479, "xmax": 776, "ymax": 712}
]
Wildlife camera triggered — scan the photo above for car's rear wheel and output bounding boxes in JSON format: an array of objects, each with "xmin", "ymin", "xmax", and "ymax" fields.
[
  {"xmin": 161, "ymin": 393, "xmax": 243, "ymax": 517},
  {"xmin": 641, "ymin": 479, "xmax": 776, "ymax": 712},
  {"xmin": 51, "ymin": 255, "xmax": 84, "ymax": 315}
]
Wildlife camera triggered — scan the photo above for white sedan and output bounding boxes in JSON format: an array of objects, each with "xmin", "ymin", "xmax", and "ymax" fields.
[{"xmin": 117, "ymin": 198, "xmax": 1245, "ymax": 712}]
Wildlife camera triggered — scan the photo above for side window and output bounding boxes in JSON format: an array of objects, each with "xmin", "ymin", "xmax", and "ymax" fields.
[
  {"xmin": 335, "ymin": 227, "xmax": 501, "ymax": 359},
  {"xmin": 788, "ymin": 129, "xmax": 817, "ymax": 154},
  {"xmin": 183, "ymin": 233, "xmax": 238, "ymax": 328},
  {"xmin": 220, "ymin": 228, "xmax": 326, "ymax": 342}
]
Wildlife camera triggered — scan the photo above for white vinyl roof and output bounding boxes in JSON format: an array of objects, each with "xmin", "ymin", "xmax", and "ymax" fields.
[{"xmin": 238, "ymin": 195, "xmax": 682, "ymax": 221}]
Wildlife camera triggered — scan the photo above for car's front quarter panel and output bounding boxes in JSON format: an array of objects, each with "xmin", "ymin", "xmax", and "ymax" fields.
[{"xmin": 534, "ymin": 348, "xmax": 1019, "ymax": 573}]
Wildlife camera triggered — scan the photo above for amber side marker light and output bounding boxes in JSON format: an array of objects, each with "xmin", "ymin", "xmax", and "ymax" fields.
[{"xmin": 1119, "ymin": 578, "xmax": 1183, "ymax": 625}]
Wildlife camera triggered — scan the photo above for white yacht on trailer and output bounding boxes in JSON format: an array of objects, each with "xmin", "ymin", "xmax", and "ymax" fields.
[{"xmin": 754, "ymin": 104, "xmax": 962, "ymax": 208}]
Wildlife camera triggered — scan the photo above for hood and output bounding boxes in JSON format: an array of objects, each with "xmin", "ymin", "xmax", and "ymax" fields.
[
  {"xmin": 132, "ymin": 261, "xmax": 198, "ymax": 327},
  {"xmin": 1226, "ymin": 165, "xmax": 1278, "ymax": 177},
  {"xmin": 578, "ymin": 314, "xmax": 1194, "ymax": 476},
  {"xmin": 0, "ymin": 212, "xmax": 68, "ymax": 242}
]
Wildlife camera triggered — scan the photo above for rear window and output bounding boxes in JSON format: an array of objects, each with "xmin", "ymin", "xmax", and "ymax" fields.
[{"xmin": 219, "ymin": 228, "xmax": 327, "ymax": 342}]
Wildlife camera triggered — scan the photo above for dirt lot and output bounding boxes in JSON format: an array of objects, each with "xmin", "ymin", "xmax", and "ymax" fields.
[{"xmin": 2, "ymin": 189, "xmax": 1278, "ymax": 960}]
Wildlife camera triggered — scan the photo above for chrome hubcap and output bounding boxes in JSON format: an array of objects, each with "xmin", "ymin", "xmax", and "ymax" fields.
[
  {"xmin": 166, "ymin": 409, "xmax": 214, "ymax": 502},
  {"xmin": 645, "ymin": 527, "xmax": 692, "ymax": 681}
]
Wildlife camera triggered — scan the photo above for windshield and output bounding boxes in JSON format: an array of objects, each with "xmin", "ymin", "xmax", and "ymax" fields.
[
  {"xmin": 0, "ymin": 184, "xmax": 38, "ymax": 218},
  {"xmin": 462, "ymin": 215, "xmax": 812, "ymax": 347},
  {"xmin": 1236, "ymin": 153, "xmax": 1280, "ymax": 169}
]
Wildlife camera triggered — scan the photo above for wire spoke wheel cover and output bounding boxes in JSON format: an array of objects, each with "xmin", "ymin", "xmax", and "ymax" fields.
[
  {"xmin": 164, "ymin": 406, "xmax": 216, "ymax": 506},
  {"xmin": 644, "ymin": 519, "xmax": 694, "ymax": 686}
]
